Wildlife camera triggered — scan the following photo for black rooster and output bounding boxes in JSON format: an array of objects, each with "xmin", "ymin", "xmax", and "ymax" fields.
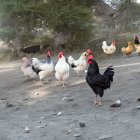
[
  {"xmin": 133, "ymin": 36, "xmax": 140, "ymax": 45},
  {"xmin": 86, "ymin": 55, "xmax": 115, "ymax": 106}
]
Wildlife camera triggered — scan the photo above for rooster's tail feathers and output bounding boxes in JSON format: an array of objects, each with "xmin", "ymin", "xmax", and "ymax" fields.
[
  {"xmin": 102, "ymin": 41, "xmax": 107, "ymax": 49},
  {"xmin": 67, "ymin": 56, "xmax": 75, "ymax": 65},
  {"xmin": 103, "ymin": 66, "xmax": 114, "ymax": 82}
]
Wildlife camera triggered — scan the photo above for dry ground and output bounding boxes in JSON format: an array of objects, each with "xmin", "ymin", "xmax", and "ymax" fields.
[{"xmin": 0, "ymin": 52, "xmax": 140, "ymax": 140}]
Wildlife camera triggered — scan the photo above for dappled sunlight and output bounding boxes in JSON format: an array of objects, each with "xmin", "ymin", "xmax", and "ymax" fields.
[
  {"xmin": 70, "ymin": 78, "xmax": 85, "ymax": 86},
  {"xmin": 119, "ymin": 32, "xmax": 132, "ymax": 36},
  {"xmin": 0, "ymin": 61, "xmax": 21, "ymax": 73},
  {"xmin": 101, "ymin": 62, "xmax": 140, "ymax": 69},
  {"xmin": 28, "ymin": 90, "xmax": 51, "ymax": 99},
  {"xmin": 0, "ymin": 68, "xmax": 14, "ymax": 73},
  {"xmin": 0, "ymin": 62, "xmax": 21, "ymax": 69}
]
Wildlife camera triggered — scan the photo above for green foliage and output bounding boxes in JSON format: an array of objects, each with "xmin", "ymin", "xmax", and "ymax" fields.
[
  {"xmin": 0, "ymin": 0, "xmax": 94, "ymax": 56},
  {"xmin": 0, "ymin": 27, "xmax": 16, "ymax": 42}
]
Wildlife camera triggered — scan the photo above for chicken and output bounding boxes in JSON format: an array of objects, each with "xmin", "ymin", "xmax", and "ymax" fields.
[
  {"xmin": 133, "ymin": 36, "xmax": 140, "ymax": 49},
  {"xmin": 32, "ymin": 51, "xmax": 54, "ymax": 86},
  {"xmin": 67, "ymin": 49, "xmax": 90, "ymax": 77},
  {"xmin": 86, "ymin": 55, "xmax": 115, "ymax": 107},
  {"xmin": 102, "ymin": 41, "xmax": 116, "ymax": 54},
  {"xmin": 55, "ymin": 52, "xmax": 70, "ymax": 88},
  {"xmin": 136, "ymin": 46, "xmax": 140, "ymax": 56},
  {"xmin": 21, "ymin": 57, "xmax": 37, "ymax": 82},
  {"xmin": 121, "ymin": 42, "xmax": 133, "ymax": 56}
]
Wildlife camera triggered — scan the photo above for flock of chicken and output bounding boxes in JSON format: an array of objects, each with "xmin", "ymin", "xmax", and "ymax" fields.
[
  {"xmin": 102, "ymin": 36, "xmax": 140, "ymax": 56},
  {"xmin": 21, "ymin": 36, "xmax": 140, "ymax": 107},
  {"xmin": 21, "ymin": 49, "xmax": 90, "ymax": 87}
]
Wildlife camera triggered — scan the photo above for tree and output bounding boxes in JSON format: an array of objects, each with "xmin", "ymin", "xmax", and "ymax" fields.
[
  {"xmin": 0, "ymin": 0, "xmax": 45, "ymax": 57},
  {"xmin": 0, "ymin": 0, "xmax": 94, "ymax": 56}
]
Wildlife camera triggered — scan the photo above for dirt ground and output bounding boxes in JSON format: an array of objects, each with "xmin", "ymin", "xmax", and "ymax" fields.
[{"xmin": 0, "ymin": 52, "xmax": 140, "ymax": 140}]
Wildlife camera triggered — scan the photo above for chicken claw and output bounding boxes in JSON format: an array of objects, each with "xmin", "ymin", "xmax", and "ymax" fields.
[
  {"xmin": 62, "ymin": 81, "xmax": 66, "ymax": 88},
  {"xmin": 97, "ymin": 103, "xmax": 102, "ymax": 107},
  {"xmin": 94, "ymin": 102, "xmax": 98, "ymax": 106},
  {"xmin": 40, "ymin": 80, "xmax": 45, "ymax": 87}
]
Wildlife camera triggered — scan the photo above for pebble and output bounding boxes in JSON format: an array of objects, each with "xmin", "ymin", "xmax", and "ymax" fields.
[
  {"xmin": 115, "ymin": 100, "xmax": 121, "ymax": 107},
  {"xmin": 6, "ymin": 103, "xmax": 13, "ymax": 107},
  {"xmin": 136, "ymin": 106, "xmax": 140, "ymax": 109},
  {"xmin": 74, "ymin": 134, "xmax": 81, "ymax": 137},
  {"xmin": 57, "ymin": 112, "xmax": 62, "ymax": 116},
  {"xmin": 1, "ymin": 97, "xmax": 7, "ymax": 100},
  {"xmin": 35, "ymin": 92, "xmax": 39, "ymax": 96},
  {"xmin": 66, "ymin": 130, "xmax": 71, "ymax": 134},
  {"xmin": 79, "ymin": 122, "xmax": 85, "ymax": 127},
  {"xmin": 98, "ymin": 135, "xmax": 112, "ymax": 140},
  {"xmin": 62, "ymin": 96, "xmax": 74, "ymax": 101},
  {"xmin": 85, "ymin": 70, "xmax": 88, "ymax": 73},
  {"xmin": 36, "ymin": 124, "xmax": 47, "ymax": 128},
  {"xmin": 111, "ymin": 100, "xmax": 121, "ymax": 107},
  {"xmin": 40, "ymin": 116, "xmax": 46, "ymax": 119},
  {"xmin": 23, "ymin": 98, "xmax": 29, "ymax": 101},
  {"xmin": 24, "ymin": 126, "xmax": 30, "ymax": 133},
  {"xmin": 15, "ymin": 107, "xmax": 20, "ymax": 110}
]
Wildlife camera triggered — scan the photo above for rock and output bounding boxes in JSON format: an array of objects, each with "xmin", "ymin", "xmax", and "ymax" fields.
[
  {"xmin": 22, "ymin": 45, "xmax": 40, "ymax": 53},
  {"xmin": 57, "ymin": 112, "xmax": 62, "ymax": 116},
  {"xmin": 24, "ymin": 126, "xmax": 30, "ymax": 133},
  {"xmin": 85, "ymin": 70, "xmax": 88, "ymax": 73},
  {"xmin": 98, "ymin": 135, "xmax": 112, "ymax": 140},
  {"xmin": 136, "ymin": 106, "xmax": 140, "ymax": 109},
  {"xmin": 110, "ymin": 100, "xmax": 121, "ymax": 107},
  {"xmin": 23, "ymin": 98, "xmax": 29, "ymax": 101},
  {"xmin": 65, "ymin": 130, "xmax": 71, "ymax": 134},
  {"xmin": 1, "ymin": 97, "xmax": 7, "ymax": 100},
  {"xmin": 6, "ymin": 102, "xmax": 13, "ymax": 107},
  {"xmin": 35, "ymin": 92, "xmax": 39, "ymax": 96},
  {"xmin": 73, "ymin": 134, "xmax": 81, "ymax": 137},
  {"xmin": 79, "ymin": 122, "xmax": 85, "ymax": 127},
  {"xmin": 40, "ymin": 116, "xmax": 46, "ymax": 119},
  {"xmin": 63, "ymin": 96, "xmax": 74, "ymax": 101},
  {"xmin": 115, "ymin": 100, "xmax": 121, "ymax": 106},
  {"xmin": 15, "ymin": 107, "xmax": 20, "ymax": 110}
]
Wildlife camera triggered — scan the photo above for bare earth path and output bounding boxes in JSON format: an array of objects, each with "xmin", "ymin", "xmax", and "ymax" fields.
[{"xmin": 0, "ymin": 52, "xmax": 140, "ymax": 140}]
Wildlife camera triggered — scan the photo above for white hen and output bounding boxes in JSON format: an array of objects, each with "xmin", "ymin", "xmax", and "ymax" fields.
[
  {"xmin": 102, "ymin": 41, "xmax": 116, "ymax": 55},
  {"xmin": 55, "ymin": 52, "xmax": 70, "ymax": 88},
  {"xmin": 21, "ymin": 57, "xmax": 37, "ymax": 82},
  {"xmin": 32, "ymin": 51, "xmax": 54, "ymax": 86},
  {"xmin": 67, "ymin": 49, "xmax": 90, "ymax": 77}
]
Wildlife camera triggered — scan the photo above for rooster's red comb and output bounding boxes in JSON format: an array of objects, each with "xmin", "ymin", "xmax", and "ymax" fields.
[
  {"xmin": 86, "ymin": 49, "xmax": 91, "ymax": 54},
  {"xmin": 47, "ymin": 51, "xmax": 50, "ymax": 56},
  {"xmin": 58, "ymin": 52, "xmax": 63, "ymax": 58},
  {"xmin": 88, "ymin": 55, "xmax": 93, "ymax": 60}
]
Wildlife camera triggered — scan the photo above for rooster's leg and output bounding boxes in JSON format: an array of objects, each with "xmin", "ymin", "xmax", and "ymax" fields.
[
  {"xmin": 76, "ymin": 72, "xmax": 82, "ymax": 77},
  {"xmin": 62, "ymin": 80, "xmax": 66, "ymax": 88},
  {"xmin": 40, "ymin": 79, "xmax": 45, "ymax": 87},
  {"xmin": 94, "ymin": 94, "xmax": 98, "ymax": 105},
  {"xmin": 98, "ymin": 97, "xmax": 102, "ymax": 107},
  {"xmin": 76, "ymin": 72, "xmax": 79, "ymax": 77}
]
